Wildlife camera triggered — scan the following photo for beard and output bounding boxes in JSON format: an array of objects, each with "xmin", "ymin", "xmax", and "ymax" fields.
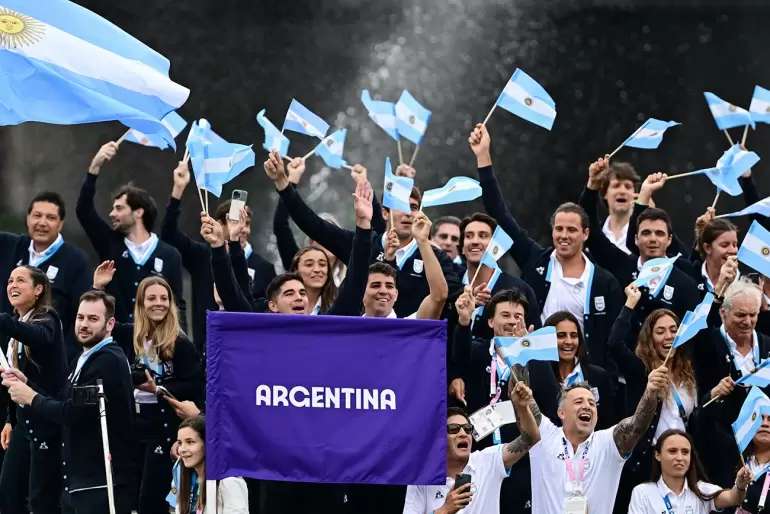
[{"xmin": 77, "ymin": 328, "xmax": 107, "ymax": 348}]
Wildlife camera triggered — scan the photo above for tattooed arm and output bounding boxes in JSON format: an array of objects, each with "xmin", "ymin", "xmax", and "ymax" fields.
[
  {"xmin": 503, "ymin": 381, "xmax": 542, "ymax": 469},
  {"xmin": 612, "ymin": 366, "xmax": 667, "ymax": 456}
]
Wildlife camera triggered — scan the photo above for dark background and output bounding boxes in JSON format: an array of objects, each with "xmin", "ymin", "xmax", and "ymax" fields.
[{"xmin": 2, "ymin": 0, "xmax": 770, "ymax": 270}]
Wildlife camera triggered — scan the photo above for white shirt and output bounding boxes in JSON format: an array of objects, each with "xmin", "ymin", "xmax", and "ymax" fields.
[
  {"xmin": 125, "ymin": 233, "xmax": 158, "ymax": 264},
  {"xmin": 722, "ymin": 327, "xmax": 760, "ymax": 377},
  {"xmin": 28, "ymin": 233, "xmax": 63, "ymax": 266},
  {"xmin": 628, "ymin": 477, "xmax": 722, "ymax": 514},
  {"xmin": 541, "ymin": 253, "xmax": 591, "ymax": 332},
  {"xmin": 602, "ymin": 218, "xmax": 630, "ymax": 255},
  {"xmin": 134, "ymin": 340, "xmax": 162, "ymax": 404},
  {"xmin": 175, "ymin": 477, "xmax": 249, "ymax": 514},
  {"xmin": 654, "ymin": 385, "xmax": 695, "ymax": 441},
  {"xmin": 530, "ymin": 416, "xmax": 626, "ymax": 514},
  {"xmin": 402, "ymin": 445, "xmax": 509, "ymax": 514}
]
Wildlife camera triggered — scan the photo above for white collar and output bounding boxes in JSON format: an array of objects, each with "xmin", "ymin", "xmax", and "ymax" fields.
[
  {"xmin": 125, "ymin": 233, "xmax": 158, "ymax": 259},
  {"xmin": 656, "ymin": 476, "xmax": 691, "ymax": 498},
  {"xmin": 602, "ymin": 217, "xmax": 629, "ymax": 241},
  {"xmin": 723, "ymin": 326, "xmax": 759, "ymax": 357},
  {"xmin": 549, "ymin": 251, "xmax": 589, "ymax": 283},
  {"xmin": 29, "ymin": 233, "xmax": 62, "ymax": 259},
  {"xmin": 702, "ymin": 261, "xmax": 739, "ymax": 290}
]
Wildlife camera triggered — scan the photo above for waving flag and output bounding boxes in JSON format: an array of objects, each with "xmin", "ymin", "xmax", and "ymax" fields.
[
  {"xmin": 314, "ymin": 129, "xmax": 347, "ymax": 169},
  {"xmin": 395, "ymin": 91, "xmax": 431, "ymax": 145},
  {"xmin": 186, "ymin": 119, "xmax": 221, "ymax": 152},
  {"xmin": 0, "ymin": 0, "xmax": 189, "ymax": 148},
  {"xmin": 718, "ymin": 197, "xmax": 770, "ymax": 219},
  {"xmin": 282, "ymin": 99, "xmax": 329, "ymax": 140},
  {"xmin": 189, "ymin": 141, "xmax": 255, "ymax": 198},
  {"xmin": 705, "ymin": 144, "xmax": 759, "ymax": 196},
  {"xmin": 738, "ymin": 221, "xmax": 770, "ymax": 277},
  {"xmin": 495, "ymin": 69, "xmax": 556, "ymax": 130},
  {"xmin": 361, "ymin": 90, "xmax": 398, "ymax": 140},
  {"xmin": 732, "ymin": 387, "xmax": 770, "ymax": 453},
  {"xmin": 383, "ymin": 157, "xmax": 414, "ymax": 213},
  {"xmin": 124, "ymin": 111, "xmax": 187, "ymax": 150},
  {"xmin": 256, "ymin": 109, "xmax": 290, "ymax": 158},
  {"xmin": 704, "ymin": 92, "xmax": 755, "ymax": 130},
  {"xmin": 421, "ymin": 177, "xmax": 482, "ymax": 209},
  {"xmin": 622, "ymin": 119, "xmax": 680, "ymax": 149},
  {"xmin": 633, "ymin": 254, "xmax": 680, "ymax": 297},
  {"xmin": 494, "ymin": 327, "xmax": 558, "ymax": 368},
  {"xmin": 671, "ymin": 293, "xmax": 714, "ymax": 349},
  {"xmin": 750, "ymin": 86, "xmax": 770, "ymax": 125},
  {"xmin": 736, "ymin": 359, "xmax": 770, "ymax": 388},
  {"xmin": 480, "ymin": 226, "xmax": 514, "ymax": 269}
]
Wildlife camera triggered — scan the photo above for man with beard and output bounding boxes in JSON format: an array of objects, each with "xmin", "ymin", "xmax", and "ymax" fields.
[
  {"xmin": 77, "ymin": 142, "xmax": 186, "ymax": 329},
  {"xmin": 1, "ymin": 290, "xmax": 136, "ymax": 514}
]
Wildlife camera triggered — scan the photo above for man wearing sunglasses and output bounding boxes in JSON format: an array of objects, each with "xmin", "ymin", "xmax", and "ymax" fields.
[{"xmin": 402, "ymin": 381, "xmax": 541, "ymax": 514}]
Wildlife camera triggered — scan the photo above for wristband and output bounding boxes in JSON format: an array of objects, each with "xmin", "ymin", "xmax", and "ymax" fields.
[{"xmin": 736, "ymin": 483, "xmax": 747, "ymax": 492}]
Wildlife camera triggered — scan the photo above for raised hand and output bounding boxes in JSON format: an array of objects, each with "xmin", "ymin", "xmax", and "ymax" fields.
[
  {"xmin": 511, "ymin": 381, "xmax": 533, "ymax": 408},
  {"xmin": 350, "ymin": 164, "xmax": 368, "ymax": 185},
  {"xmin": 468, "ymin": 123, "xmax": 491, "ymax": 163},
  {"xmin": 200, "ymin": 212, "xmax": 225, "ymax": 248},
  {"xmin": 716, "ymin": 256, "xmax": 739, "ymax": 295},
  {"xmin": 472, "ymin": 281, "xmax": 492, "ymax": 307},
  {"xmin": 694, "ymin": 207, "xmax": 716, "ymax": 238},
  {"xmin": 646, "ymin": 366, "xmax": 669, "ymax": 399},
  {"xmin": 638, "ymin": 172, "xmax": 668, "ymax": 205},
  {"xmin": 384, "ymin": 228, "xmax": 399, "ymax": 261},
  {"xmin": 93, "ymin": 261, "xmax": 116, "ymax": 290},
  {"xmin": 455, "ymin": 288, "xmax": 475, "ymax": 327},
  {"xmin": 172, "ymin": 160, "xmax": 191, "ymax": 197},
  {"xmin": 587, "ymin": 154, "xmax": 610, "ymax": 190},
  {"xmin": 411, "ymin": 211, "xmax": 432, "ymax": 243},
  {"xmin": 264, "ymin": 150, "xmax": 288, "ymax": 190},
  {"xmin": 287, "ymin": 157, "xmax": 306, "ymax": 185},
  {"xmin": 228, "ymin": 209, "xmax": 247, "ymax": 242},
  {"xmin": 396, "ymin": 164, "xmax": 416, "ymax": 178},
  {"xmin": 353, "ymin": 179, "xmax": 374, "ymax": 229},
  {"xmin": 624, "ymin": 283, "xmax": 641, "ymax": 309},
  {"xmin": 88, "ymin": 142, "xmax": 119, "ymax": 175}
]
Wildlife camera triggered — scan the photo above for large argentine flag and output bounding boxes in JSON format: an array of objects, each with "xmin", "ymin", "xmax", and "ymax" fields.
[
  {"xmin": 395, "ymin": 90, "xmax": 431, "ymax": 145},
  {"xmin": 0, "ymin": 1, "xmax": 189, "ymax": 148},
  {"xmin": 719, "ymin": 197, "xmax": 770, "ymax": 219},
  {"xmin": 496, "ymin": 69, "xmax": 556, "ymax": 130},
  {"xmin": 494, "ymin": 327, "xmax": 558, "ymax": 368},
  {"xmin": 124, "ymin": 111, "xmax": 187, "ymax": 150},
  {"xmin": 314, "ymin": 129, "xmax": 347, "ymax": 169},
  {"xmin": 480, "ymin": 226, "xmax": 514, "ymax": 270},
  {"xmin": 738, "ymin": 221, "xmax": 770, "ymax": 278},
  {"xmin": 383, "ymin": 157, "xmax": 414, "ymax": 213},
  {"xmin": 671, "ymin": 293, "xmax": 714, "ymax": 349},
  {"xmin": 361, "ymin": 90, "xmax": 398, "ymax": 141},
  {"xmin": 704, "ymin": 92, "xmax": 755, "ymax": 130},
  {"xmin": 421, "ymin": 177, "xmax": 482, "ymax": 209},
  {"xmin": 732, "ymin": 387, "xmax": 770, "ymax": 453},
  {"xmin": 750, "ymin": 86, "xmax": 770, "ymax": 125},
  {"xmin": 282, "ymin": 99, "xmax": 329, "ymax": 140},
  {"xmin": 633, "ymin": 254, "xmax": 680, "ymax": 297},
  {"xmin": 622, "ymin": 118, "xmax": 680, "ymax": 149},
  {"xmin": 736, "ymin": 359, "xmax": 770, "ymax": 388}
]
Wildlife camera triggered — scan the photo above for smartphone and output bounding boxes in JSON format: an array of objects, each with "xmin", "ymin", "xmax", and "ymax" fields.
[
  {"xmin": 156, "ymin": 386, "xmax": 177, "ymax": 401},
  {"xmin": 228, "ymin": 190, "xmax": 248, "ymax": 222},
  {"xmin": 454, "ymin": 473, "xmax": 472, "ymax": 491}
]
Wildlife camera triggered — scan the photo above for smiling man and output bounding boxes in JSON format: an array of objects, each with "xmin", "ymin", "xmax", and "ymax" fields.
[{"xmin": 0, "ymin": 192, "xmax": 92, "ymax": 362}]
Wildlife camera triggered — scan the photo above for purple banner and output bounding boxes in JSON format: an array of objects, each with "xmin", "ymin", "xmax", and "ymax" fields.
[{"xmin": 206, "ymin": 312, "xmax": 447, "ymax": 485}]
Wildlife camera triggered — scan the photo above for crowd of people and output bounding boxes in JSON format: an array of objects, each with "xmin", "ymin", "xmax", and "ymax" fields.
[{"xmin": 0, "ymin": 121, "xmax": 766, "ymax": 514}]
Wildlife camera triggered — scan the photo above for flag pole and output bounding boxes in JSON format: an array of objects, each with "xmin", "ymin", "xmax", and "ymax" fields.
[
  {"xmin": 196, "ymin": 188, "xmax": 206, "ymax": 212},
  {"xmin": 666, "ymin": 170, "xmax": 706, "ymax": 181},
  {"xmin": 662, "ymin": 347, "xmax": 674, "ymax": 368},
  {"xmin": 343, "ymin": 164, "xmax": 355, "ymax": 171},
  {"xmin": 301, "ymin": 149, "xmax": 315, "ymax": 161},
  {"xmin": 703, "ymin": 395, "xmax": 721, "ymax": 407},
  {"xmin": 482, "ymin": 104, "xmax": 497, "ymax": 126},
  {"xmin": 469, "ymin": 263, "xmax": 485, "ymax": 289},
  {"xmin": 608, "ymin": 123, "xmax": 645, "ymax": 159},
  {"xmin": 116, "ymin": 129, "xmax": 130, "ymax": 145},
  {"xmin": 711, "ymin": 191, "xmax": 721, "ymax": 210},
  {"xmin": 724, "ymin": 130, "xmax": 734, "ymax": 146},
  {"xmin": 742, "ymin": 125, "xmax": 749, "ymax": 147},
  {"xmin": 204, "ymin": 190, "xmax": 209, "ymax": 215},
  {"xmin": 408, "ymin": 145, "xmax": 420, "ymax": 167},
  {"xmin": 183, "ymin": 148, "xmax": 189, "ymax": 163},
  {"xmin": 397, "ymin": 140, "xmax": 404, "ymax": 165}
]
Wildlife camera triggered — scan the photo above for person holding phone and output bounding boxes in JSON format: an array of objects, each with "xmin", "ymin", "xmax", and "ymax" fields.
[
  {"xmin": 402, "ymin": 381, "xmax": 542, "ymax": 514},
  {"xmin": 92, "ymin": 266, "xmax": 203, "ymax": 514}
]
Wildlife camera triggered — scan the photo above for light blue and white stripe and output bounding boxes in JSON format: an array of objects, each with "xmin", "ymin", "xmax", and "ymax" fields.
[
  {"xmin": 622, "ymin": 118, "xmax": 680, "ymax": 149},
  {"xmin": 395, "ymin": 90, "xmax": 432, "ymax": 145},
  {"xmin": 282, "ymin": 99, "xmax": 329, "ymax": 139},
  {"xmin": 738, "ymin": 221, "xmax": 770, "ymax": 278},
  {"xmin": 704, "ymin": 92, "xmax": 755, "ymax": 130},
  {"xmin": 495, "ymin": 69, "xmax": 556, "ymax": 130},
  {"xmin": 671, "ymin": 293, "xmax": 714, "ymax": 349},
  {"xmin": 256, "ymin": 109, "xmax": 290, "ymax": 158},
  {"xmin": 494, "ymin": 327, "xmax": 559, "ymax": 368},
  {"xmin": 750, "ymin": 86, "xmax": 770, "ymax": 125},
  {"xmin": 361, "ymin": 90, "xmax": 399, "ymax": 141},
  {"xmin": 719, "ymin": 197, "xmax": 770, "ymax": 219},
  {"xmin": 314, "ymin": 129, "xmax": 347, "ymax": 169},
  {"xmin": 732, "ymin": 386, "xmax": 770, "ymax": 453},
  {"xmin": 736, "ymin": 359, "xmax": 770, "ymax": 388},
  {"xmin": 633, "ymin": 254, "xmax": 680, "ymax": 297},
  {"xmin": 421, "ymin": 176, "xmax": 482, "ymax": 208},
  {"xmin": 480, "ymin": 226, "xmax": 514, "ymax": 270},
  {"xmin": 382, "ymin": 157, "xmax": 414, "ymax": 213},
  {"xmin": 124, "ymin": 111, "xmax": 187, "ymax": 150}
]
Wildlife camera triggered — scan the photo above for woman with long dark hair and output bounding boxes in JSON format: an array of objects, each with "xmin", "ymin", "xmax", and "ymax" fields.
[
  {"xmin": 0, "ymin": 265, "xmax": 66, "ymax": 514},
  {"xmin": 543, "ymin": 310, "xmax": 617, "ymax": 429},
  {"xmin": 94, "ymin": 261, "xmax": 204, "ymax": 514},
  {"xmin": 175, "ymin": 415, "xmax": 248, "ymax": 513},
  {"xmin": 290, "ymin": 246, "xmax": 338, "ymax": 314},
  {"xmin": 628, "ymin": 429, "xmax": 750, "ymax": 513}
]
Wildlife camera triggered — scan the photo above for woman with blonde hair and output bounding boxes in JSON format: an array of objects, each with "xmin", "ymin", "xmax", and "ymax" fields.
[
  {"xmin": 608, "ymin": 282, "xmax": 700, "ymax": 514},
  {"xmin": 0, "ymin": 265, "xmax": 66, "ymax": 514},
  {"xmin": 289, "ymin": 245, "xmax": 338, "ymax": 314},
  {"xmin": 94, "ymin": 261, "xmax": 204, "ymax": 514}
]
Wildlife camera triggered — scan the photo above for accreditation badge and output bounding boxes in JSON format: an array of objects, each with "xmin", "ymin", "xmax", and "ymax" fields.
[
  {"xmin": 563, "ymin": 494, "xmax": 588, "ymax": 514},
  {"xmin": 469, "ymin": 405, "xmax": 503, "ymax": 442}
]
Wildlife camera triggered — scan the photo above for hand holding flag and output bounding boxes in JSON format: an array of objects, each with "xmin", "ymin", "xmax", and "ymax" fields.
[
  {"xmin": 494, "ymin": 326, "xmax": 558, "ymax": 368},
  {"xmin": 256, "ymin": 110, "xmax": 290, "ymax": 158},
  {"xmin": 485, "ymin": 69, "xmax": 556, "ymax": 130},
  {"xmin": 732, "ymin": 387, "xmax": 770, "ymax": 453},
  {"xmin": 633, "ymin": 254, "xmax": 680, "ymax": 297},
  {"xmin": 382, "ymin": 157, "xmax": 415, "ymax": 214}
]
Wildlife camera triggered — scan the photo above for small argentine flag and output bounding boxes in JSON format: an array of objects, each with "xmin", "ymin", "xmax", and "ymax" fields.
[
  {"xmin": 314, "ymin": 129, "xmax": 347, "ymax": 169},
  {"xmin": 166, "ymin": 458, "xmax": 181, "ymax": 508},
  {"xmin": 124, "ymin": 111, "xmax": 187, "ymax": 150},
  {"xmin": 750, "ymin": 86, "xmax": 770, "ymax": 125},
  {"xmin": 671, "ymin": 293, "xmax": 714, "ymax": 349},
  {"xmin": 704, "ymin": 92, "xmax": 755, "ymax": 131},
  {"xmin": 383, "ymin": 157, "xmax": 414, "ymax": 213},
  {"xmin": 395, "ymin": 91, "xmax": 432, "ymax": 145},
  {"xmin": 732, "ymin": 386, "xmax": 770, "ymax": 453},
  {"xmin": 622, "ymin": 118, "xmax": 680, "ymax": 150},
  {"xmin": 480, "ymin": 226, "xmax": 514, "ymax": 270},
  {"xmin": 496, "ymin": 69, "xmax": 556, "ymax": 130},
  {"xmin": 282, "ymin": 99, "xmax": 329, "ymax": 140},
  {"xmin": 718, "ymin": 197, "xmax": 770, "ymax": 219},
  {"xmin": 737, "ymin": 359, "xmax": 770, "ymax": 388},
  {"xmin": 186, "ymin": 119, "xmax": 224, "ymax": 155},
  {"xmin": 701, "ymin": 144, "xmax": 759, "ymax": 197},
  {"xmin": 421, "ymin": 177, "xmax": 482, "ymax": 209},
  {"xmin": 256, "ymin": 109, "xmax": 290, "ymax": 158},
  {"xmin": 361, "ymin": 90, "xmax": 399, "ymax": 141},
  {"xmin": 633, "ymin": 254, "xmax": 680, "ymax": 297},
  {"xmin": 190, "ymin": 139, "xmax": 255, "ymax": 197},
  {"xmin": 738, "ymin": 221, "xmax": 770, "ymax": 278},
  {"xmin": 494, "ymin": 327, "xmax": 559, "ymax": 368}
]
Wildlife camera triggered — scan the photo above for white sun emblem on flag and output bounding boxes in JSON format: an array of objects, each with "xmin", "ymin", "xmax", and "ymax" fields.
[{"xmin": 0, "ymin": 8, "xmax": 45, "ymax": 49}]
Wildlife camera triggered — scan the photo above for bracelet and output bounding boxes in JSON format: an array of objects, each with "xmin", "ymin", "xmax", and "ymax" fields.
[{"xmin": 736, "ymin": 483, "xmax": 747, "ymax": 492}]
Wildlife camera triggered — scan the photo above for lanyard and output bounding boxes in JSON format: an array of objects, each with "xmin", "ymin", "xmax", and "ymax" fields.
[
  {"xmin": 545, "ymin": 254, "xmax": 595, "ymax": 315},
  {"xmin": 489, "ymin": 348, "xmax": 510, "ymax": 445},
  {"xmin": 69, "ymin": 338, "xmax": 115, "ymax": 383},
  {"xmin": 720, "ymin": 326, "xmax": 760, "ymax": 377},
  {"xmin": 663, "ymin": 495, "xmax": 675, "ymax": 514},
  {"xmin": 562, "ymin": 436, "xmax": 591, "ymax": 485},
  {"xmin": 311, "ymin": 297, "xmax": 322, "ymax": 316},
  {"xmin": 189, "ymin": 473, "xmax": 200, "ymax": 512},
  {"xmin": 670, "ymin": 383, "xmax": 689, "ymax": 427},
  {"xmin": 29, "ymin": 235, "xmax": 64, "ymax": 268}
]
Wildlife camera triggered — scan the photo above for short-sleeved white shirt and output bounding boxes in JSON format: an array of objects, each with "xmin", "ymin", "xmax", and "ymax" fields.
[
  {"xmin": 402, "ymin": 445, "xmax": 509, "ymax": 514},
  {"xmin": 628, "ymin": 478, "xmax": 723, "ymax": 514},
  {"xmin": 530, "ymin": 416, "xmax": 627, "ymax": 514}
]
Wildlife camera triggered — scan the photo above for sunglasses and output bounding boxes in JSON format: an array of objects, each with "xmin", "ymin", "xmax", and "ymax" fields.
[
  {"xmin": 436, "ymin": 233, "xmax": 460, "ymax": 243},
  {"xmin": 447, "ymin": 423, "xmax": 474, "ymax": 435}
]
